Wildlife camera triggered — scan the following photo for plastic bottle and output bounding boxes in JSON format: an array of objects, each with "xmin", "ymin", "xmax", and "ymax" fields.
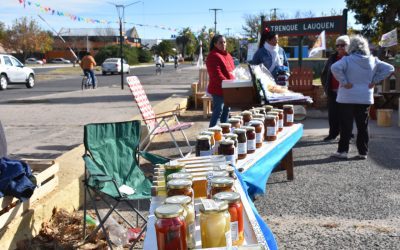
[{"xmin": 99, "ymin": 210, "xmax": 128, "ymax": 247}]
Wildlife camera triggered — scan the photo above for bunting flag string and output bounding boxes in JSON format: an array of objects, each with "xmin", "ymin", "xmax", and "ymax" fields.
[{"xmin": 17, "ymin": 0, "xmax": 180, "ymax": 32}]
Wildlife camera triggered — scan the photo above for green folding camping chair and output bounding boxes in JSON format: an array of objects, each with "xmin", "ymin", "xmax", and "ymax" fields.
[{"xmin": 82, "ymin": 120, "xmax": 169, "ymax": 249}]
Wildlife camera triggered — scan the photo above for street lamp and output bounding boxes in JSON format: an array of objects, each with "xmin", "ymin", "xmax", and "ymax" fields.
[{"xmin": 108, "ymin": 1, "xmax": 141, "ymax": 89}]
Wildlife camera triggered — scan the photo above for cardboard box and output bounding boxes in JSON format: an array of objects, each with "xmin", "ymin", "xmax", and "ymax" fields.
[{"xmin": 222, "ymin": 79, "xmax": 258, "ymax": 108}]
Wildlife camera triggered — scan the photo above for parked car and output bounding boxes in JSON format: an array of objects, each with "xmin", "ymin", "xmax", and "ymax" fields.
[
  {"xmin": 25, "ymin": 58, "xmax": 44, "ymax": 65},
  {"xmin": 101, "ymin": 58, "xmax": 130, "ymax": 75},
  {"xmin": 0, "ymin": 54, "xmax": 35, "ymax": 90},
  {"xmin": 50, "ymin": 58, "xmax": 71, "ymax": 64}
]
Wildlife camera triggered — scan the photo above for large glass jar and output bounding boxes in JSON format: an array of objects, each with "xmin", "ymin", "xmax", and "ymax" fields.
[
  {"xmin": 233, "ymin": 128, "xmax": 247, "ymax": 160},
  {"xmin": 196, "ymin": 135, "xmax": 212, "ymax": 157},
  {"xmin": 267, "ymin": 111, "xmax": 280, "ymax": 135},
  {"xmin": 223, "ymin": 133, "xmax": 238, "ymax": 163},
  {"xmin": 265, "ymin": 115, "xmax": 277, "ymax": 141},
  {"xmin": 155, "ymin": 204, "xmax": 187, "ymax": 250},
  {"xmin": 208, "ymin": 126, "xmax": 223, "ymax": 155},
  {"xmin": 272, "ymin": 109, "xmax": 284, "ymax": 132},
  {"xmin": 210, "ymin": 176, "xmax": 234, "ymax": 197},
  {"xmin": 241, "ymin": 111, "xmax": 253, "ymax": 126},
  {"xmin": 220, "ymin": 123, "xmax": 232, "ymax": 134},
  {"xmin": 200, "ymin": 131, "xmax": 215, "ymax": 147},
  {"xmin": 283, "ymin": 105, "xmax": 294, "ymax": 126},
  {"xmin": 165, "ymin": 196, "xmax": 196, "ymax": 249},
  {"xmin": 206, "ymin": 171, "xmax": 229, "ymax": 198},
  {"xmin": 164, "ymin": 163, "xmax": 185, "ymax": 184},
  {"xmin": 249, "ymin": 120, "xmax": 264, "ymax": 148},
  {"xmin": 220, "ymin": 139, "xmax": 235, "ymax": 164},
  {"xmin": 167, "ymin": 179, "xmax": 194, "ymax": 203},
  {"xmin": 199, "ymin": 200, "xmax": 231, "ymax": 248},
  {"xmin": 227, "ymin": 118, "xmax": 241, "ymax": 130},
  {"xmin": 254, "ymin": 107, "xmax": 266, "ymax": 116},
  {"xmin": 244, "ymin": 126, "xmax": 256, "ymax": 154},
  {"xmin": 213, "ymin": 192, "xmax": 244, "ymax": 246}
]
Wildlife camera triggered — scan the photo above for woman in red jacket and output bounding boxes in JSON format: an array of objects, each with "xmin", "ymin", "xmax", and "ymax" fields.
[{"xmin": 206, "ymin": 35, "xmax": 235, "ymax": 127}]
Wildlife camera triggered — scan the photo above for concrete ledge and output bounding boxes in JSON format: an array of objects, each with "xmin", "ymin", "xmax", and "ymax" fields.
[{"xmin": 0, "ymin": 95, "xmax": 189, "ymax": 249}]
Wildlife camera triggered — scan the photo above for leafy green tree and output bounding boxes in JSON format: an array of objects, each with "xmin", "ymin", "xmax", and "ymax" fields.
[
  {"xmin": 138, "ymin": 47, "xmax": 153, "ymax": 63},
  {"xmin": 2, "ymin": 17, "xmax": 53, "ymax": 59},
  {"xmin": 0, "ymin": 22, "xmax": 6, "ymax": 41},
  {"xmin": 346, "ymin": 0, "xmax": 400, "ymax": 41},
  {"xmin": 242, "ymin": 14, "xmax": 266, "ymax": 41},
  {"xmin": 176, "ymin": 27, "xmax": 196, "ymax": 59},
  {"xmin": 151, "ymin": 40, "xmax": 175, "ymax": 59},
  {"xmin": 95, "ymin": 44, "xmax": 139, "ymax": 65}
]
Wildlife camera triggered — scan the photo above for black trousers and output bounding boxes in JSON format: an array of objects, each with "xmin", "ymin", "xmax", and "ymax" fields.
[
  {"xmin": 337, "ymin": 103, "xmax": 370, "ymax": 155},
  {"xmin": 327, "ymin": 92, "xmax": 340, "ymax": 138}
]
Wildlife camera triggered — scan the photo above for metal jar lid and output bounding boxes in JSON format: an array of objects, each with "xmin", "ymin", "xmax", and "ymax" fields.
[
  {"xmin": 199, "ymin": 200, "xmax": 229, "ymax": 213},
  {"xmin": 220, "ymin": 123, "xmax": 232, "ymax": 128},
  {"xmin": 167, "ymin": 172, "xmax": 193, "ymax": 181},
  {"xmin": 196, "ymin": 135, "xmax": 211, "ymax": 141},
  {"xmin": 241, "ymin": 110, "xmax": 252, "ymax": 116},
  {"xmin": 208, "ymin": 126, "xmax": 222, "ymax": 132},
  {"xmin": 220, "ymin": 139, "xmax": 234, "ymax": 145},
  {"xmin": 213, "ymin": 191, "xmax": 241, "ymax": 203},
  {"xmin": 211, "ymin": 176, "xmax": 234, "ymax": 187},
  {"xmin": 233, "ymin": 128, "xmax": 246, "ymax": 134},
  {"xmin": 283, "ymin": 104, "xmax": 294, "ymax": 109},
  {"xmin": 167, "ymin": 179, "xmax": 192, "ymax": 189},
  {"xmin": 224, "ymin": 133, "xmax": 238, "ymax": 139},
  {"xmin": 244, "ymin": 126, "xmax": 255, "ymax": 132},
  {"xmin": 265, "ymin": 115, "xmax": 277, "ymax": 120},
  {"xmin": 155, "ymin": 204, "xmax": 183, "ymax": 218},
  {"xmin": 249, "ymin": 120, "xmax": 263, "ymax": 126},
  {"xmin": 272, "ymin": 108, "xmax": 283, "ymax": 113},
  {"xmin": 165, "ymin": 195, "xmax": 192, "ymax": 206},
  {"xmin": 200, "ymin": 131, "xmax": 215, "ymax": 136}
]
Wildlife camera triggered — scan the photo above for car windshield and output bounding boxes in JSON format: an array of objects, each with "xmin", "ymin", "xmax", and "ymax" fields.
[{"xmin": 104, "ymin": 59, "xmax": 119, "ymax": 63}]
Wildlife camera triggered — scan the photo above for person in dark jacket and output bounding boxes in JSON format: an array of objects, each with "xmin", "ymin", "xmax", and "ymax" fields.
[
  {"xmin": 321, "ymin": 35, "xmax": 350, "ymax": 141},
  {"xmin": 206, "ymin": 34, "xmax": 235, "ymax": 127}
]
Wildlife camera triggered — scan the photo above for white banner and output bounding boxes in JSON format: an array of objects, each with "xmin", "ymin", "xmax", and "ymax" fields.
[
  {"xmin": 247, "ymin": 43, "xmax": 258, "ymax": 62},
  {"xmin": 308, "ymin": 30, "xmax": 326, "ymax": 58},
  {"xmin": 379, "ymin": 28, "xmax": 398, "ymax": 48}
]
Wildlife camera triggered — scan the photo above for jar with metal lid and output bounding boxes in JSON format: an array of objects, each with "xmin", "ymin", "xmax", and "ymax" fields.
[
  {"xmin": 241, "ymin": 111, "xmax": 252, "ymax": 125},
  {"xmin": 233, "ymin": 128, "xmax": 247, "ymax": 160},
  {"xmin": 206, "ymin": 170, "xmax": 229, "ymax": 198},
  {"xmin": 210, "ymin": 176, "xmax": 234, "ymax": 197},
  {"xmin": 220, "ymin": 123, "xmax": 232, "ymax": 134},
  {"xmin": 208, "ymin": 126, "xmax": 223, "ymax": 155},
  {"xmin": 254, "ymin": 107, "xmax": 266, "ymax": 116},
  {"xmin": 223, "ymin": 133, "xmax": 238, "ymax": 163},
  {"xmin": 200, "ymin": 131, "xmax": 215, "ymax": 147},
  {"xmin": 263, "ymin": 105, "xmax": 274, "ymax": 113},
  {"xmin": 199, "ymin": 200, "xmax": 231, "ymax": 248},
  {"xmin": 196, "ymin": 135, "xmax": 212, "ymax": 157},
  {"xmin": 213, "ymin": 192, "xmax": 244, "ymax": 246},
  {"xmin": 167, "ymin": 179, "xmax": 194, "ymax": 203},
  {"xmin": 283, "ymin": 105, "xmax": 294, "ymax": 126},
  {"xmin": 227, "ymin": 118, "xmax": 241, "ymax": 130},
  {"xmin": 220, "ymin": 139, "xmax": 235, "ymax": 164},
  {"xmin": 265, "ymin": 115, "xmax": 277, "ymax": 141},
  {"xmin": 249, "ymin": 120, "xmax": 264, "ymax": 148},
  {"xmin": 230, "ymin": 116, "xmax": 244, "ymax": 126},
  {"xmin": 272, "ymin": 109, "xmax": 284, "ymax": 132},
  {"xmin": 167, "ymin": 172, "xmax": 193, "ymax": 182},
  {"xmin": 267, "ymin": 111, "xmax": 280, "ymax": 135},
  {"xmin": 164, "ymin": 163, "xmax": 185, "ymax": 184},
  {"xmin": 155, "ymin": 204, "xmax": 187, "ymax": 250},
  {"xmin": 244, "ymin": 126, "xmax": 256, "ymax": 154},
  {"xmin": 165, "ymin": 196, "xmax": 195, "ymax": 249}
]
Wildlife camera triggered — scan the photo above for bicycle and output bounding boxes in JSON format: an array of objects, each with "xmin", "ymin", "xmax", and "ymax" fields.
[
  {"xmin": 81, "ymin": 72, "xmax": 97, "ymax": 90},
  {"xmin": 155, "ymin": 64, "xmax": 162, "ymax": 75}
]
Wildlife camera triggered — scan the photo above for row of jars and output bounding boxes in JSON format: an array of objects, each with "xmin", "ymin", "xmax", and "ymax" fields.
[{"xmin": 155, "ymin": 191, "xmax": 244, "ymax": 249}]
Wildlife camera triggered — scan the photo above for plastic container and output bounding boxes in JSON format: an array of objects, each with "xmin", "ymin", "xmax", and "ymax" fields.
[{"xmin": 377, "ymin": 109, "xmax": 393, "ymax": 127}]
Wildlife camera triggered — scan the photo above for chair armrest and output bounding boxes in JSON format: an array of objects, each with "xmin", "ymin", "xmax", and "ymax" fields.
[
  {"xmin": 191, "ymin": 81, "xmax": 199, "ymax": 93},
  {"xmin": 155, "ymin": 107, "xmax": 186, "ymax": 116}
]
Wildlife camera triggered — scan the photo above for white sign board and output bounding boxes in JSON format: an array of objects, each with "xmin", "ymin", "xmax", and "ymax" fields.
[{"xmin": 247, "ymin": 43, "xmax": 258, "ymax": 62}]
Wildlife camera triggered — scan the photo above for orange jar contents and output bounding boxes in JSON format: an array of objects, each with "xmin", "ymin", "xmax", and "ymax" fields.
[
  {"xmin": 265, "ymin": 115, "xmax": 277, "ymax": 141},
  {"xmin": 220, "ymin": 123, "xmax": 232, "ymax": 134},
  {"xmin": 208, "ymin": 126, "xmax": 223, "ymax": 155},
  {"xmin": 241, "ymin": 111, "xmax": 253, "ymax": 125},
  {"xmin": 196, "ymin": 135, "xmax": 212, "ymax": 157},
  {"xmin": 155, "ymin": 204, "xmax": 187, "ymax": 250},
  {"xmin": 244, "ymin": 126, "xmax": 256, "ymax": 154},
  {"xmin": 213, "ymin": 192, "xmax": 244, "ymax": 246},
  {"xmin": 283, "ymin": 105, "xmax": 294, "ymax": 126},
  {"xmin": 167, "ymin": 179, "xmax": 194, "ymax": 202},
  {"xmin": 220, "ymin": 139, "xmax": 235, "ymax": 164},
  {"xmin": 249, "ymin": 120, "xmax": 264, "ymax": 148},
  {"xmin": 210, "ymin": 176, "xmax": 235, "ymax": 197},
  {"xmin": 233, "ymin": 128, "xmax": 247, "ymax": 160}
]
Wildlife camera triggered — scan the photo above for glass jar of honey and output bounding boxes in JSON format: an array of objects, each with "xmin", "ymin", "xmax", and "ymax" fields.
[
  {"xmin": 233, "ymin": 128, "xmax": 247, "ymax": 160},
  {"xmin": 210, "ymin": 176, "xmax": 234, "ymax": 197},
  {"xmin": 249, "ymin": 120, "xmax": 264, "ymax": 148},
  {"xmin": 155, "ymin": 204, "xmax": 187, "ymax": 250},
  {"xmin": 196, "ymin": 135, "xmax": 212, "ymax": 157},
  {"xmin": 265, "ymin": 115, "xmax": 277, "ymax": 141},
  {"xmin": 164, "ymin": 163, "xmax": 185, "ymax": 184},
  {"xmin": 167, "ymin": 179, "xmax": 194, "ymax": 202},
  {"xmin": 199, "ymin": 200, "xmax": 231, "ymax": 248},
  {"xmin": 220, "ymin": 139, "xmax": 235, "ymax": 164},
  {"xmin": 244, "ymin": 126, "xmax": 256, "ymax": 154},
  {"xmin": 283, "ymin": 105, "xmax": 294, "ymax": 126},
  {"xmin": 241, "ymin": 111, "xmax": 252, "ymax": 125},
  {"xmin": 220, "ymin": 123, "xmax": 232, "ymax": 134},
  {"xmin": 213, "ymin": 192, "xmax": 244, "ymax": 246},
  {"xmin": 165, "ymin": 195, "xmax": 195, "ymax": 249}
]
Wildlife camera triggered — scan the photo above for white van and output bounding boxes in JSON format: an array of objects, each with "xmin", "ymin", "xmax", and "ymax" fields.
[{"xmin": 0, "ymin": 54, "xmax": 35, "ymax": 90}]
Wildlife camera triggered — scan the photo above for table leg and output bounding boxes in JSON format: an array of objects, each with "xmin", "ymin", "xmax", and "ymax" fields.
[{"xmin": 281, "ymin": 149, "xmax": 294, "ymax": 180}]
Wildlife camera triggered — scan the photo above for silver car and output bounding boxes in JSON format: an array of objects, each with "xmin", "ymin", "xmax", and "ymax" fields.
[
  {"xmin": 101, "ymin": 58, "xmax": 130, "ymax": 75},
  {"xmin": 0, "ymin": 54, "xmax": 35, "ymax": 90},
  {"xmin": 25, "ymin": 58, "xmax": 44, "ymax": 65}
]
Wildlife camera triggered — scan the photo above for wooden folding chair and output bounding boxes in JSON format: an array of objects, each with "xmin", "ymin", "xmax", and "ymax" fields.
[{"xmin": 127, "ymin": 76, "xmax": 193, "ymax": 158}]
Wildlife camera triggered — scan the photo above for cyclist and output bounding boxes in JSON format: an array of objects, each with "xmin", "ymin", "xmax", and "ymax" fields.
[
  {"xmin": 80, "ymin": 52, "xmax": 97, "ymax": 88},
  {"xmin": 155, "ymin": 54, "xmax": 164, "ymax": 73},
  {"xmin": 174, "ymin": 55, "xmax": 178, "ymax": 69}
]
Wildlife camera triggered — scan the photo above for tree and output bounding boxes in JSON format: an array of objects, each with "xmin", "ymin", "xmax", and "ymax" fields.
[
  {"xmin": 151, "ymin": 40, "xmax": 175, "ymax": 59},
  {"xmin": 242, "ymin": 13, "xmax": 266, "ymax": 41},
  {"xmin": 0, "ymin": 22, "xmax": 6, "ymax": 42},
  {"xmin": 2, "ymin": 17, "xmax": 53, "ymax": 59},
  {"xmin": 345, "ymin": 0, "xmax": 400, "ymax": 41},
  {"xmin": 176, "ymin": 27, "xmax": 196, "ymax": 59},
  {"xmin": 95, "ymin": 44, "xmax": 139, "ymax": 65}
]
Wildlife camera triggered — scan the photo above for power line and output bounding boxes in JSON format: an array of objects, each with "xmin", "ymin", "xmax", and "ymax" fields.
[{"xmin": 209, "ymin": 8, "xmax": 222, "ymax": 34}]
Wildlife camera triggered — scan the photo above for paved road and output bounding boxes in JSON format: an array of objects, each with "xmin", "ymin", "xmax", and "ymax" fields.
[{"xmin": 0, "ymin": 64, "xmax": 198, "ymax": 158}]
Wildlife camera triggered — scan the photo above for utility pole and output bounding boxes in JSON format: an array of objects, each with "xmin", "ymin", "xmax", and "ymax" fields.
[
  {"xmin": 108, "ymin": 1, "xmax": 141, "ymax": 90},
  {"xmin": 209, "ymin": 8, "xmax": 222, "ymax": 34},
  {"xmin": 271, "ymin": 8, "xmax": 278, "ymax": 20},
  {"xmin": 226, "ymin": 28, "xmax": 231, "ymax": 37}
]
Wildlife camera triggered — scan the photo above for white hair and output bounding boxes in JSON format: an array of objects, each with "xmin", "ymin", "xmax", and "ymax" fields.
[
  {"xmin": 348, "ymin": 35, "xmax": 370, "ymax": 56},
  {"xmin": 336, "ymin": 35, "xmax": 350, "ymax": 45}
]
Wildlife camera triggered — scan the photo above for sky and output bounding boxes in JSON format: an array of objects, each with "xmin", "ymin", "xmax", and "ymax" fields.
[{"xmin": 2, "ymin": 0, "xmax": 362, "ymax": 39}]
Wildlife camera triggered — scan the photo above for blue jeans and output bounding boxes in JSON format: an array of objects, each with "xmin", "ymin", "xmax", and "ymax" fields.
[
  {"xmin": 209, "ymin": 94, "xmax": 230, "ymax": 127},
  {"xmin": 84, "ymin": 69, "xmax": 96, "ymax": 87}
]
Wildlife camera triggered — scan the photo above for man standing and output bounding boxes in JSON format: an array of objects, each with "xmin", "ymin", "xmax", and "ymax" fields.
[{"xmin": 80, "ymin": 52, "xmax": 97, "ymax": 88}]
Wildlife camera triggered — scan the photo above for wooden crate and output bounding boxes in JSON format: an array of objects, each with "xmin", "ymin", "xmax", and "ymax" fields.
[{"xmin": 0, "ymin": 159, "xmax": 59, "ymax": 229}]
